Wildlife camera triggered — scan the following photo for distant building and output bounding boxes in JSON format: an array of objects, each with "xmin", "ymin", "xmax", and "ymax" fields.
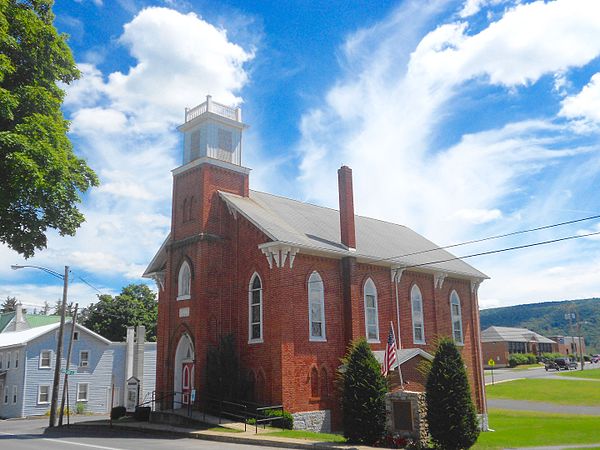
[
  {"xmin": 549, "ymin": 335, "xmax": 586, "ymax": 357},
  {"xmin": 481, "ymin": 326, "xmax": 557, "ymax": 367},
  {"xmin": 0, "ymin": 304, "xmax": 61, "ymax": 333},
  {"xmin": 0, "ymin": 323, "xmax": 155, "ymax": 419}
]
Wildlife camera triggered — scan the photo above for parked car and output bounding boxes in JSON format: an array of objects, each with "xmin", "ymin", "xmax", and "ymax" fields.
[
  {"xmin": 545, "ymin": 357, "xmax": 577, "ymax": 371},
  {"xmin": 591, "ymin": 354, "xmax": 600, "ymax": 364}
]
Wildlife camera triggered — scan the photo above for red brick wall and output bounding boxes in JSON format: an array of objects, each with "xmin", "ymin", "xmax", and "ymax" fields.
[{"xmin": 156, "ymin": 161, "xmax": 486, "ymax": 421}]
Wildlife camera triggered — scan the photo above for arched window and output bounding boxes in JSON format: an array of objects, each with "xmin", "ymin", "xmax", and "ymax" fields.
[
  {"xmin": 177, "ymin": 261, "xmax": 191, "ymax": 300},
  {"xmin": 249, "ymin": 273, "xmax": 263, "ymax": 342},
  {"xmin": 411, "ymin": 285, "xmax": 425, "ymax": 344},
  {"xmin": 320, "ymin": 368, "xmax": 329, "ymax": 399},
  {"xmin": 310, "ymin": 367, "xmax": 319, "ymax": 398},
  {"xmin": 308, "ymin": 271, "xmax": 326, "ymax": 341},
  {"xmin": 450, "ymin": 290, "xmax": 464, "ymax": 344},
  {"xmin": 364, "ymin": 278, "xmax": 379, "ymax": 342}
]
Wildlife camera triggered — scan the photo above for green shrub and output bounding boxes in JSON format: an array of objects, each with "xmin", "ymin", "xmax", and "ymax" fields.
[
  {"xmin": 426, "ymin": 338, "xmax": 480, "ymax": 450},
  {"xmin": 265, "ymin": 409, "xmax": 294, "ymax": 429},
  {"xmin": 111, "ymin": 406, "xmax": 126, "ymax": 420},
  {"xmin": 340, "ymin": 338, "xmax": 387, "ymax": 445},
  {"xmin": 508, "ymin": 353, "xmax": 537, "ymax": 367},
  {"xmin": 75, "ymin": 402, "xmax": 85, "ymax": 415}
]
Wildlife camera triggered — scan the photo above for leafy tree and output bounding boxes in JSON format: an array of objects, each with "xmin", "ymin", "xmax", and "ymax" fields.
[
  {"xmin": 340, "ymin": 338, "xmax": 387, "ymax": 445},
  {"xmin": 0, "ymin": 0, "xmax": 98, "ymax": 258},
  {"xmin": 206, "ymin": 334, "xmax": 241, "ymax": 401},
  {"xmin": 41, "ymin": 300, "xmax": 50, "ymax": 315},
  {"xmin": 1, "ymin": 296, "xmax": 18, "ymax": 312},
  {"xmin": 426, "ymin": 337, "xmax": 480, "ymax": 450},
  {"xmin": 82, "ymin": 284, "xmax": 157, "ymax": 341}
]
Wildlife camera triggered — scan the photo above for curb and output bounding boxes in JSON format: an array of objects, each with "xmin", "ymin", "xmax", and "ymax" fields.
[{"xmin": 64, "ymin": 421, "xmax": 363, "ymax": 450}]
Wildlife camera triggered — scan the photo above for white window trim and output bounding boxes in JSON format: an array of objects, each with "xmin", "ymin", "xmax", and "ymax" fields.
[
  {"xmin": 3, "ymin": 386, "xmax": 8, "ymax": 404},
  {"xmin": 248, "ymin": 272, "xmax": 263, "ymax": 344},
  {"xmin": 363, "ymin": 278, "xmax": 380, "ymax": 343},
  {"xmin": 12, "ymin": 385, "xmax": 17, "ymax": 404},
  {"xmin": 6, "ymin": 351, "xmax": 10, "ymax": 369},
  {"xmin": 76, "ymin": 383, "xmax": 89, "ymax": 402},
  {"xmin": 177, "ymin": 261, "xmax": 192, "ymax": 301},
  {"xmin": 39, "ymin": 350, "xmax": 52, "ymax": 369},
  {"xmin": 308, "ymin": 271, "xmax": 327, "ymax": 342},
  {"xmin": 37, "ymin": 385, "xmax": 50, "ymax": 405},
  {"xmin": 411, "ymin": 284, "xmax": 426, "ymax": 345},
  {"xmin": 79, "ymin": 350, "xmax": 90, "ymax": 368},
  {"xmin": 450, "ymin": 290, "xmax": 464, "ymax": 345},
  {"xmin": 0, "ymin": 352, "xmax": 3, "ymax": 370},
  {"xmin": 14, "ymin": 350, "xmax": 19, "ymax": 369}
]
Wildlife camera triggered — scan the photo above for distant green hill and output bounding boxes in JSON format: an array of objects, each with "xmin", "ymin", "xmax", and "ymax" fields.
[{"xmin": 480, "ymin": 298, "xmax": 600, "ymax": 354}]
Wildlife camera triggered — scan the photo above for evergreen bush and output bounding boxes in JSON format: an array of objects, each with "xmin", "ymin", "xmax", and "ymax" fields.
[
  {"xmin": 426, "ymin": 338, "xmax": 480, "ymax": 449},
  {"xmin": 265, "ymin": 409, "xmax": 294, "ymax": 429},
  {"xmin": 340, "ymin": 338, "xmax": 387, "ymax": 445}
]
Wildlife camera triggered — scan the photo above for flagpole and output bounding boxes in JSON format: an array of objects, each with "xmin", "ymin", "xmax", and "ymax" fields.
[{"xmin": 391, "ymin": 321, "xmax": 404, "ymax": 389}]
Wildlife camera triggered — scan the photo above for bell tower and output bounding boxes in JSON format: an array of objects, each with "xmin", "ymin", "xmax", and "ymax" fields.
[
  {"xmin": 178, "ymin": 94, "xmax": 248, "ymax": 166},
  {"xmin": 171, "ymin": 95, "xmax": 250, "ymax": 242}
]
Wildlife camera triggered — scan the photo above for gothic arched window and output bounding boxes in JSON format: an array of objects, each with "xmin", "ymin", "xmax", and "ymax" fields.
[
  {"xmin": 308, "ymin": 271, "xmax": 326, "ymax": 341},
  {"xmin": 450, "ymin": 290, "xmax": 464, "ymax": 344},
  {"xmin": 364, "ymin": 278, "xmax": 379, "ymax": 342},
  {"xmin": 177, "ymin": 261, "xmax": 191, "ymax": 300},
  {"xmin": 411, "ymin": 284, "xmax": 425, "ymax": 344},
  {"xmin": 249, "ymin": 273, "xmax": 263, "ymax": 342}
]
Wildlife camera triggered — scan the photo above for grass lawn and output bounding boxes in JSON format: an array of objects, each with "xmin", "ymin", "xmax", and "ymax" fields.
[
  {"xmin": 473, "ymin": 409, "xmax": 600, "ymax": 449},
  {"xmin": 265, "ymin": 429, "xmax": 347, "ymax": 442},
  {"xmin": 486, "ymin": 378, "xmax": 600, "ymax": 405},
  {"xmin": 559, "ymin": 368, "xmax": 600, "ymax": 380}
]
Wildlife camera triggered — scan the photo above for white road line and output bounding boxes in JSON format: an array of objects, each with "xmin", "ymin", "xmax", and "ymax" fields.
[{"xmin": 0, "ymin": 432, "xmax": 126, "ymax": 450}]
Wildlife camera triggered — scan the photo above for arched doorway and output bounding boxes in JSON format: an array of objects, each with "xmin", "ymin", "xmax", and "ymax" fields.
[{"xmin": 174, "ymin": 333, "xmax": 195, "ymax": 408}]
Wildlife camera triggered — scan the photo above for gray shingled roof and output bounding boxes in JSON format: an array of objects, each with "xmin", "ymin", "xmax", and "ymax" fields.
[
  {"xmin": 219, "ymin": 190, "xmax": 488, "ymax": 280},
  {"xmin": 481, "ymin": 326, "xmax": 556, "ymax": 344}
]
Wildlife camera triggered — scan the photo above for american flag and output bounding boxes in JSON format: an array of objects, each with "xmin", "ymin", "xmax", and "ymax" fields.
[{"xmin": 381, "ymin": 322, "xmax": 397, "ymax": 377}]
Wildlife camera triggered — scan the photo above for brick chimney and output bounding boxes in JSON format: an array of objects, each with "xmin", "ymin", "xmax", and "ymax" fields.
[{"xmin": 338, "ymin": 165, "xmax": 356, "ymax": 250}]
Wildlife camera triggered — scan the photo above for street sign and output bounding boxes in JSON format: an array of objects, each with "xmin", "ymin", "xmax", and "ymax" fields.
[
  {"xmin": 488, "ymin": 359, "xmax": 495, "ymax": 367},
  {"xmin": 61, "ymin": 369, "xmax": 75, "ymax": 375}
]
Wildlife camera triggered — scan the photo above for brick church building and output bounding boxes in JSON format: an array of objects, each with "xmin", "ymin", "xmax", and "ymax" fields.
[{"xmin": 144, "ymin": 96, "xmax": 488, "ymax": 432}]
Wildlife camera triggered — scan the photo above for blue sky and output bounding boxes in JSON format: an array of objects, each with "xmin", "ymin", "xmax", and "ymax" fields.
[{"xmin": 2, "ymin": 0, "xmax": 600, "ymax": 312}]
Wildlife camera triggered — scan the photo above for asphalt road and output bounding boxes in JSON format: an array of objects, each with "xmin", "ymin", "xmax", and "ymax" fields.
[
  {"xmin": 0, "ymin": 417, "xmax": 289, "ymax": 450},
  {"xmin": 485, "ymin": 361, "xmax": 600, "ymax": 384}
]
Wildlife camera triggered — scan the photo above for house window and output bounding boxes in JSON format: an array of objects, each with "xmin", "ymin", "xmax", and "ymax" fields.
[
  {"xmin": 38, "ymin": 385, "xmax": 50, "ymax": 404},
  {"xmin": 411, "ymin": 285, "xmax": 425, "ymax": 344},
  {"xmin": 308, "ymin": 271, "xmax": 326, "ymax": 341},
  {"xmin": 0, "ymin": 352, "xmax": 3, "ymax": 370},
  {"xmin": 14, "ymin": 350, "xmax": 18, "ymax": 369},
  {"xmin": 77, "ymin": 383, "xmax": 89, "ymax": 402},
  {"xmin": 177, "ymin": 261, "xmax": 191, "ymax": 300},
  {"xmin": 364, "ymin": 278, "xmax": 379, "ymax": 342},
  {"xmin": 450, "ymin": 290, "xmax": 464, "ymax": 345},
  {"xmin": 6, "ymin": 351, "xmax": 10, "ymax": 369},
  {"xmin": 248, "ymin": 273, "xmax": 263, "ymax": 343},
  {"xmin": 40, "ymin": 350, "xmax": 52, "ymax": 369},
  {"xmin": 73, "ymin": 331, "xmax": 79, "ymax": 341},
  {"xmin": 12, "ymin": 385, "xmax": 17, "ymax": 404},
  {"xmin": 79, "ymin": 350, "xmax": 90, "ymax": 368},
  {"xmin": 3, "ymin": 386, "xmax": 7, "ymax": 404}
]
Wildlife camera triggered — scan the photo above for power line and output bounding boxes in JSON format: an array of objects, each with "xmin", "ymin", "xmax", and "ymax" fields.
[
  {"xmin": 371, "ymin": 213, "xmax": 600, "ymax": 264},
  {"xmin": 402, "ymin": 229, "xmax": 600, "ymax": 270}
]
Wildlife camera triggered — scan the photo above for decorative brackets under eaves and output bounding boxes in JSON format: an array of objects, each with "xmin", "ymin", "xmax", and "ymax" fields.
[
  {"xmin": 152, "ymin": 271, "xmax": 166, "ymax": 291},
  {"xmin": 260, "ymin": 245, "xmax": 300, "ymax": 269},
  {"xmin": 434, "ymin": 272, "xmax": 447, "ymax": 290}
]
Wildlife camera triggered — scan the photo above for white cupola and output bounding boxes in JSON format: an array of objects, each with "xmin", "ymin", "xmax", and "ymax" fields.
[{"xmin": 177, "ymin": 95, "xmax": 248, "ymax": 166}]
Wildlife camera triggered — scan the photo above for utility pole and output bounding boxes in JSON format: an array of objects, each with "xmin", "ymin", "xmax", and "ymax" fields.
[
  {"xmin": 575, "ymin": 308, "xmax": 584, "ymax": 371},
  {"xmin": 59, "ymin": 303, "xmax": 78, "ymax": 426},
  {"xmin": 50, "ymin": 266, "xmax": 69, "ymax": 428}
]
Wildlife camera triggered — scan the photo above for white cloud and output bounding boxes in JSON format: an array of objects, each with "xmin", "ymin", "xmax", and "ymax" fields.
[
  {"xmin": 1, "ymin": 7, "xmax": 254, "ymax": 306},
  {"xmin": 296, "ymin": 0, "xmax": 600, "ymax": 306},
  {"xmin": 458, "ymin": 0, "xmax": 511, "ymax": 18},
  {"xmin": 560, "ymin": 72, "xmax": 600, "ymax": 128}
]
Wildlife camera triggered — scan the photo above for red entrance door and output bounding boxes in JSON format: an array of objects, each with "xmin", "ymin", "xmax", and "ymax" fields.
[{"xmin": 182, "ymin": 362, "xmax": 193, "ymax": 405}]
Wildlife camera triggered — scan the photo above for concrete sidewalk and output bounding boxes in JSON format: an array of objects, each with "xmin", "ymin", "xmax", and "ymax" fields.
[{"xmin": 68, "ymin": 417, "xmax": 376, "ymax": 450}]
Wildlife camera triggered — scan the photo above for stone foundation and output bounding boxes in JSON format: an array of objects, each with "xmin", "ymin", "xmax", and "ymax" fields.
[
  {"xmin": 292, "ymin": 409, "xmax": 331, "ymax": 433},
  {"xmin": 478, "ymin": 413, "xmax": 489, "ymax": 431}
]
